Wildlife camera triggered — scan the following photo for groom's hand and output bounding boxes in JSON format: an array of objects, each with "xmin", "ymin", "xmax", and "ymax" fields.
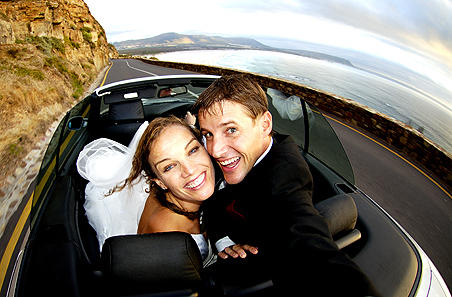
[{"xmin": 219, "ymin": 244, "xmax": 258, "ymax": 259}]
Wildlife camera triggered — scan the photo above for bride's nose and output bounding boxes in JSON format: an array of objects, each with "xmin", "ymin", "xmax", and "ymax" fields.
[{"xmin": 181, "ymin": 160, "xmax": 196, "ymax": 178}]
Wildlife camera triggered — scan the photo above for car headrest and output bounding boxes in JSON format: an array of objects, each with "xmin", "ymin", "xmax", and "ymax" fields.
[
  {"xmin": 101, "ymin": 232, "xmax": 203, "ymax": 295},
  {"xmin": 108, "ymin": 99, "xmax": 144, "ymax": 122},
  {"xmin": 314, "ymin": 194, "xmax": 358, "ymax": 236}
]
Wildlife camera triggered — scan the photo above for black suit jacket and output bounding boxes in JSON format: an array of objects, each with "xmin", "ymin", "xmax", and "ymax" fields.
[{"xmin": 203, "ymin": 134, "xmax": 380, "ymax": 296}]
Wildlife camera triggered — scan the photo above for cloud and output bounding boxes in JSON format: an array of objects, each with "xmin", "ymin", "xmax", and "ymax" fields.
[{"xmin": 283, "ymin": 0, "xmax": 452, "ymax": 66}]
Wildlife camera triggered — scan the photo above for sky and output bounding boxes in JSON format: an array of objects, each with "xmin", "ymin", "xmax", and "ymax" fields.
[{"xmin": 83, "ymin": 0, "xmax": 452, "ymax": 97}]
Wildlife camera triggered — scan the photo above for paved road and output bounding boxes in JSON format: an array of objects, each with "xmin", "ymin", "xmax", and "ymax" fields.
[
  {"xmin": 103, "ymin": 58, "xmax": 452, "ymax": 290},
  {"xmin": 327, "ymin": 116, "xmax": 452, "ymax": 289},
  {"xmin": 102, "ymin": 58, "xmax": 198, "ymax": 86}
]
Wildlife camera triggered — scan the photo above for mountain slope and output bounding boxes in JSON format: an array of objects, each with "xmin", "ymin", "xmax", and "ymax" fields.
[
  {"xmin": 0, "ymin": 0, "xmax": 118, "ymax": 193},
  {"xmin": 114, "ymin": 32, "xmax": 354, "ymax": 67},
  {"xmin": 113, "ymin": 32, "xmax": 270, "ymax": 50}
]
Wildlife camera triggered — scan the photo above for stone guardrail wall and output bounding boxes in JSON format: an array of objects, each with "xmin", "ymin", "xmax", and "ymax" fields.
[{"xmin": 136, "ymin": 57, "xmax": 452, "ymax": 190}]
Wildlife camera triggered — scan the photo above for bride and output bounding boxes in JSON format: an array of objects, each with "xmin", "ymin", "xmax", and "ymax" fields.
[{"xmin": 77, "ymin": 116, "xmax": 216, "ymax": 264}]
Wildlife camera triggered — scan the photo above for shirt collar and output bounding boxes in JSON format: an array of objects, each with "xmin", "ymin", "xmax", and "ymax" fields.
[{"xmin": 254, "ymin": 137, "xmax": 273, "ymax": 167}]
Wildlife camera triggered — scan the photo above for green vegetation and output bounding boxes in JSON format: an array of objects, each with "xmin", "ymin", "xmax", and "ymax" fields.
[
  {"xmin": 17, "ymin": 36, "xmax": 66, "ymax": 55},
  {"xmin": 71, "ymin": 73, "xmax": 84, "ymax": 99},
  {"xmin": 9, "ymin": 137, "xmax": 23, "ymax": 156},
  {"xmin": 0, "ymin": 12, "xmax": 8, "ymax": 21},
  {"xmin": 16, "ymin": 67, "xmax": 45, "ymax": 80},
  {"xmin": 64, "ymin": 36, "xmax": 80, "ymax": 50},
  {"xmin": 80, "ymin": 27, "xmax": 95, "ymax": 48},
  {"xmin": 7, "ymin": 48, "xmax": 20, "ymax": 59},
  {"xmin": 11, "ymin": 35, "xmax": 89, "ymax": 99},
  {"xmin": 44, "ymin": 56, "xmax": 68, "ymax": 73},
  {"xmin": 4, "ymin": 48, "xmax": 45, "ymax": 80},
  {"xmin": 44, "ymin": 56, "xmax": 83, "ymax": 99},
  {"xmin": 9, "ymin": 143, "xmax": 22, "ymax": 156}
]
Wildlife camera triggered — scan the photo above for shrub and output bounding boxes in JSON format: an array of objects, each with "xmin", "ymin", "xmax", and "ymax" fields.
[
  {"xmin": 80, "ymin": 27, "xmax": 95, "ymax": 48},
  {"xmin": 9, "ymin": 137, "xmax": 23, "ymax": 156},
  {"xmin": 7, "ymin": 48, "xmax": 20, "ymax": 59},
  {"xmin": 80, "ymin": 27, "xmax": 92, "ymax": 42},
  {"xmin": 24, "ymin": 36, "xmax": 65, "ymax": 55},
  {"xmin": 0, "ymin": 12, "xmax": 8, "ymax": 21},
  {"xmin": 64, "ymin": 36, "xmax": 80, "ymax": 50},
  {"xmin": 44, "ymin": 56, "xmax": 68, "ymax": 74},
  {"xmin": 9, "ymin": 143, "xmax": 22, "ymax": 156},
  {"xmin": 70, "ymin": 72, "xmax": 84, "ymax": 99},
  {"xmin": 16, "ymin": 67, "xmax": 45, "ymax": 80}
]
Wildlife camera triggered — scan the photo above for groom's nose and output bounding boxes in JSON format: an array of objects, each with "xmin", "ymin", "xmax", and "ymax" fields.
[{"xmin": 208, "ymin": 135, "xmax": 228, "ymax": 159}]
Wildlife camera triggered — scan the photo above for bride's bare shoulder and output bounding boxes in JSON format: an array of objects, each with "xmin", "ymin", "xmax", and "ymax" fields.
[{"xmin": 138, "ymin": 204, "xmax": 186, "ymax": 234}]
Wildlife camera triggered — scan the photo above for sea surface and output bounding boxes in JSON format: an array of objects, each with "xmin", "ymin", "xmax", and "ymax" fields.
[{"xmin": 154, "ymin": 50, "xmax": 452, "ymax": 154}]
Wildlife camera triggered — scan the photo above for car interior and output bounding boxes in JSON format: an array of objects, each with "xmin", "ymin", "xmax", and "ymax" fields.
[{"xmin": 16, "ymin": 78, "xmax": 420, "ymax": 297}]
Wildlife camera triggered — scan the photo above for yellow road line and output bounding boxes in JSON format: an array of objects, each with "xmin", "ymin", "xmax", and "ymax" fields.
[
  {"xmin": 100, "ymin": 61, "xmax": 113, "ymax": 87},
  {"xmin": 0, "ymin": 194, "xmax": 32, "ymax": 293},
  {"xmin": 33, "ymin": 157, "xmax": 56, "ymax": 207},
  {"xmin": 325, "ymin": 114, "xmax": 452, "ymax": 200}
]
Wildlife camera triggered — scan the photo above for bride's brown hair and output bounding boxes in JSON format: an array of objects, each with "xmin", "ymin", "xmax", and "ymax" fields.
[{"xmin": 113, "ymin": 115, "xmax": 204, "ymax": 220}]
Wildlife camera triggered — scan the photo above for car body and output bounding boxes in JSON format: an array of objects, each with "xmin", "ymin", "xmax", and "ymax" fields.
[{"xmin": 9, "ymin": 74, "xmax": 450, "ymax": 296}]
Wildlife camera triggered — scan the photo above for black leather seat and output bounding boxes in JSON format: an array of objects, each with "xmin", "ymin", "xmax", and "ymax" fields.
[
  {"xmin": 104, "ymin": 99, "xmax": 145, "ymax": 145},
  {"xmin": 100, "ymin": 232, "xmax": 203, "ymax": 296},
  {"xmin": 314, "ymin": 193, "xmax": 361, "ymax": 249}
]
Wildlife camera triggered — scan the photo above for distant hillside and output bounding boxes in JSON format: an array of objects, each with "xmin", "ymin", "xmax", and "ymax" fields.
[
  {"xmin": 113, "ymin": 32, "xmax": 271, "ymax": 51},
  {"xmin": 279, "ymin": 48, "xmax": 355, "ymax": 67},
  {"xmin": 115, "ymin": 32, "xmax": 354, "ymax": 68}
]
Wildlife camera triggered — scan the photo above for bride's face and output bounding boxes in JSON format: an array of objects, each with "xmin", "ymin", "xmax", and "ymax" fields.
[{"xmin": 149, "ymin": 124, "xmax": 215, "ymax": 210}]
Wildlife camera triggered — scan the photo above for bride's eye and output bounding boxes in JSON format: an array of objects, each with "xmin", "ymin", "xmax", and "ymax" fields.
[
  {"xmin": 189, "ymin": 146, "xmax": 199, "ymax": 155},
  {"xmin": 163, "ymin": 164, "xmax": 175, "ymax": 172}
]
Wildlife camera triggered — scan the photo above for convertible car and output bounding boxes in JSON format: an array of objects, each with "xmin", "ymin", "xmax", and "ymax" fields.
[{"xmin": 9, "ymin": 75, "xmax": 450, "ymax": 296}]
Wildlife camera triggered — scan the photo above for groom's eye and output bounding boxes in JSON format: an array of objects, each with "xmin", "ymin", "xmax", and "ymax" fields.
[{"xmin": 227, "ymin": 127, "xmax": 237, "ymax": 134}]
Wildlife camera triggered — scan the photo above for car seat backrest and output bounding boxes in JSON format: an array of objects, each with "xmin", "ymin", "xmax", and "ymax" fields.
[
  {"xmin": 100, "ymin": 232, "xmax": 203, "ymax": 295},
  {"xmin": 314, "ymin": 193, "xmax": 358, "ymax": 236},
  {"xmin": 108, "ymin": 99, "xmax": 144, "ymax": 122},
  {"xmin": 104, "ymin": 99, "xmax": 144, "ymax": 145}
]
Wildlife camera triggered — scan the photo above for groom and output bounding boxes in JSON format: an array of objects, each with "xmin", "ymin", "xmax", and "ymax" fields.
[{"xmin": 193, "ymin": 75, "xmax": 380, "ymax": 296}]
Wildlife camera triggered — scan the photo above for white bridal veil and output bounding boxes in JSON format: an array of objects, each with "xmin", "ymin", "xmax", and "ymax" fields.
[{"xmin": 76, "ymin": 122, "xmax": 150, "ymax": 248}]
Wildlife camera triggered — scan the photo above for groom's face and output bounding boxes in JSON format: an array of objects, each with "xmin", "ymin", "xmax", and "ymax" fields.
[{"xmin": 199, "ymin": 100, "xmax": 272, "ymax": 185}]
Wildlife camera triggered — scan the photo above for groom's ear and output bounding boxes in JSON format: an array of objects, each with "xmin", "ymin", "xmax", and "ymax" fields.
[
  {"xmin": 153, "ymin": 179, "xmax": 167, "ymax": 190},
  {"xmin": 260, "ymin": 111, "xmax": 273, "ymax": 136}
]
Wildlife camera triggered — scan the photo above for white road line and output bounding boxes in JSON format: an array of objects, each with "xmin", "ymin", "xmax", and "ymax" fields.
[{"xmin": 125, "ymin": 60, "xmax": 158, "ymax": 76}]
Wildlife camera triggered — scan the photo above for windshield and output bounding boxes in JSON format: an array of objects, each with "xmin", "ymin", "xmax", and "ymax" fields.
[{"xmin": 267, "ymin": 88, "xmax": 355, "ymax": 184}]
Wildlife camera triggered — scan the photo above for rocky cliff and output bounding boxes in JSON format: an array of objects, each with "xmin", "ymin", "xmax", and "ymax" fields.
[
  {"xmin": 0, "ymin": 0, "xmax": 118, "ymax": 191},
  {"xmin": 0, "ymin": 0, "xmax": 117, "ymax": 67}
]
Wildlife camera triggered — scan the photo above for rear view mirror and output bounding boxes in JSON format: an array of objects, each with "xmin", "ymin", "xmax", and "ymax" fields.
[
  {"xmin": 67, "ymin": 116, "xmax": 87, "ymax": 131},
  {"xmin": 158, "ymin": 86, "xmax": 188, "ymax": 98}
]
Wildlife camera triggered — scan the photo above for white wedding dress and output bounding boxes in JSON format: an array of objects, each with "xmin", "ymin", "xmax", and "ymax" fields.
[{"xmin": 76, "ymin": 122, "xmax": 213, "ymax": 264}]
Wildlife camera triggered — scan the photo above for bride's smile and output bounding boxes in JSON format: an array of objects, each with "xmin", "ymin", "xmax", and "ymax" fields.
[
  {"xmin": 185, "ymin": 172, "xmax": 207, "ymax": 190},
  {"xmin": 150, "ymin": 125, "xmax": 215, "ymax": 209}
]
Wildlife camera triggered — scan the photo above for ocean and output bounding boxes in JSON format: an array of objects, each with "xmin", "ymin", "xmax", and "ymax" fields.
[{"xmin": 154, "ymin": 50, "xmax": 452, "ymax": 154}]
